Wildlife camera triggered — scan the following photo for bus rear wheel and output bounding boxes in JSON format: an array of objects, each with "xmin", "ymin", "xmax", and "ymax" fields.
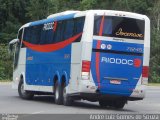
[
  {"xmin": 62, "ymin": 83, "xmax": 73, "ymax": 106},
  {"xmin": 112, "ymin": 100, "xmax": 126, "ymax": 109},
  {"xmin": 99, "ymin": 100, "xmax": 112, "ymax": 107},
  {"xmin": 18, "ymin": 79, "xmax": 34, "ymax": 100},
  {"xmin": 99, "ymin": 100, "xmax": 126, "ymax": 109},
  {"xmin": 54, "ymin": 81, "xmax": 63, "ymax": 105}
]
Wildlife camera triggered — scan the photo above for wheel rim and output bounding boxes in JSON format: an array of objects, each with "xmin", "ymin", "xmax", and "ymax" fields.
[
  {"xmin": 63, "ymin": 86, "xmax": 67, "ymax": 102},
  {"xmin": 55, "ymin": 86, "xmax": 59, "ymax": 100},
  {"xmin": 21, "ymin": 83, "xmax": 26, "ymax": 95}
]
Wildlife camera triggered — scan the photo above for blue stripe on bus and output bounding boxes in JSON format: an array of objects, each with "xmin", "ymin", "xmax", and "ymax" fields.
[
  {"xmin": 29, "ymin": 13, "xmax": 76, "ymax": 26},
  {"xmin": 92, "ymin": 40, "xmax": 144, "ymax": 53},
  {"xmin": 25, "ymin": 45, "xmax": 72, "ymax": 86}
]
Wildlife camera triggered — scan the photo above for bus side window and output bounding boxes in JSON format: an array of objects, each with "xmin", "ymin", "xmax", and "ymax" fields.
[
  {"xmin": 31, "ymin": 26, "xmax": 41, "ymax": 44},
  {"xmin": 63, "ymin": 19, "xmax": 74, "ymax": 40},
  {"xmin": 52, "ymin": 21, "xmax": 64, "ymax": 43},
  {"xmin": 94, "ymin": 16, "xmax": 112, "ymax": 37},
  {"xmin": 73, "ymin": 17, "xmax": 85, "ymax": 42},
  {"xmin": 22, "ymin": 28, "xmax": 29, "ymax": 47},
  {"xmin": 46, "ymin": 26, "xmax": 54, "ymax": 44},
  {"xmin": 14, "ymin": 29, "xmax": 22, "ymax": 69},
  {"xmin": 40, "ymin": 25, "xmax": 46, "ymax": 44},
  {"xmin": 94, "ymin": 16, "xmax": 101, "ymax": 35},
  {"xmin": 18, "ymin": 29, "xmax": 22, "ymax": 41}
]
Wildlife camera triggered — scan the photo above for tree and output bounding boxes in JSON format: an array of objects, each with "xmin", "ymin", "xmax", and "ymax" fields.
[
  {"xmin": 26, "ymin": 0, "xmax": 51, "ymax": 20},
  {"xmin": 0, "ymin": 0, "xmax": 160, "ymax": 82},
  {"xmin": 149, "ymin": 1, "xmax": 160, "ymax": 83}
]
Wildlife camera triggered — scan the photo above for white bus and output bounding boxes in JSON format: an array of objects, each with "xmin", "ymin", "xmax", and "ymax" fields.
[{"xmin": 9, "ymin": 10, "xmax": 150, "ymax": 109}]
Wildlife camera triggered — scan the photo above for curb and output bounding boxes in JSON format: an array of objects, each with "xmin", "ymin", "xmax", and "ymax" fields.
[
  {"xmin": 147, "ymin": 86, "xmax": 160, "ymax": 90},
  {"xmin": 0, "ymin": 82, "xmax": 12, "ymax": 85}
]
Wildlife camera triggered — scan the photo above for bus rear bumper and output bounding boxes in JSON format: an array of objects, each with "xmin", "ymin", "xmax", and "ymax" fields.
[
  {"xmin": 129, "ymin": 85, "xmax": 146, "ymax": 99},
  {"xmin": 69, "ymin": 92, "xmax": 143, "ymax": 102},
  {"xmin": 78, "ymin": 80, "xmax": 98, "ymax": 93},
  {"xmin": 76, "ymin": 81, "xmax": 146, "ymax": 101}
]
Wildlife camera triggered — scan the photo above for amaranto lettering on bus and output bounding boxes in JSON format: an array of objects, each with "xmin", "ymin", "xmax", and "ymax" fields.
[
  {"xmin": 101, "ymin": 57, "xmax": 142, "ymax": 67},
  {"xmin": 115, "ymin": 28, "xmax": 144, "ymax": 38}
]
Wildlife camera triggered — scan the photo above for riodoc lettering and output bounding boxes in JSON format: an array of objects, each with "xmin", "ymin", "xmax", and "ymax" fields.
[
  {"xmin": 43, "ymin": 22, "xmax": 54, "ymax": 31},
  {"xmin": 101, "ymin": 57, "xmax": 133, "ymax": 66}
]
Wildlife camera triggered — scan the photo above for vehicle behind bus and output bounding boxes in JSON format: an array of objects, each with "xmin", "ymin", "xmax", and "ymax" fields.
[{"xmin": 9, "ymin": 10, "xmax": 150, "ymax": 109}]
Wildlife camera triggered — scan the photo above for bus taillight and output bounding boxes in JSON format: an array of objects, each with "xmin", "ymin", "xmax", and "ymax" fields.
[
  {"xmin": 142, "ymin": 66, "xmax": 149, "ymax": 78},
  {"xmin": 82, "ymin": 60, "xmax": 90, "ymax": 80},
  {"xmin": 141, "ymin": 66, "xmax": 149, "ymax": 85}
]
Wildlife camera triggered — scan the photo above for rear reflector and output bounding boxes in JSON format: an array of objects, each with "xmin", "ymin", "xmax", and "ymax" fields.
[
  {"xmin": 142, "ymin": 66, "xmax": 149, "ymax": 78},
  {"xmin": 82, "ymin": 61, "xmax": 91, "ymax": 72},
  {"xmin": 82, "ymin": 61, "xmax": 90, "ymax": 79}
]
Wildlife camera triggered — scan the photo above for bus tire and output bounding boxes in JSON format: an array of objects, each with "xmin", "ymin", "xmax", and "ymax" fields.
[
  {"xmin": 99, "ymin": 100, "xmax": 111, "ymax": 107},
  {"xmin": 62, "ymin": 83, "xmax": 73, "ymax": 106},
  {"xmin": 112, "ymin": 100, "xmax": 126, "ymax": 109},
  {"xmin": 54, "ymin": 81, "xmax": 63, "ymax": 105},
  {"xmin": 18, "ymin": 78, "xmax": 34, "ymax": 100}
]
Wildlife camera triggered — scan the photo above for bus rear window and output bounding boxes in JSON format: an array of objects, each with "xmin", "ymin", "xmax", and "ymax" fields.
[{"xmin": 94, "ymin": 16, "xmax": 145, "ymax": 40}]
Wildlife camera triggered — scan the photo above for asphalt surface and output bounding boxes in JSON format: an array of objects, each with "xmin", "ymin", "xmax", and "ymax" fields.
[{"xmin": 0, "ymin": 83, "xmax": 160, "ymax": 114}]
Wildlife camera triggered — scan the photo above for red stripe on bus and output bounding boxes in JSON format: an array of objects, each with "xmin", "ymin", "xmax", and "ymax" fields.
[
  {"xmin": 22, "ymin": 32, "xmax": 82, "ymax": 52},
  {"xmin": 53, "ymin": 21, "xmax": 57, "ymax": 32},
  {"xmin": 96, "ymin": 15, "xmax": 105, "ymax": 88}
]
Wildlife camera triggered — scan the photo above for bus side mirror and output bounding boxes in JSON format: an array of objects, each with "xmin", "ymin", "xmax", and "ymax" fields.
[{"xmin": 8, "ymin": 39, "xmax": 19, "ymax": 54}]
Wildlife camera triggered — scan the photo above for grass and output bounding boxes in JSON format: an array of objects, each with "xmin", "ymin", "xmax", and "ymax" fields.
[
  {"xmin": 148, "ymin": 83, "xmax": 160, "ymax": 86},
  {"xmin": 0, "ymin": 80, "xmax": 11, "ymax": 82}
]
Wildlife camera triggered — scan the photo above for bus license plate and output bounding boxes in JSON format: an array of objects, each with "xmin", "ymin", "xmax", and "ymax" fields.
[{"xmin": 110, "ymin": 80, "xmax": 121, "ymax": 84}]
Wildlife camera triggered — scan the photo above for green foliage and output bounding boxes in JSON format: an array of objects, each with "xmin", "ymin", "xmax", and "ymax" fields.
[
  {"xmin": 80, "ymin": 0, "xmax": 97, "ymax": 10},
  {"xmin": 0, "ymin": 44, "xmax": 12, "ymax": 80},
  {"xmin": 26, "ymin": 0, "xmax": 50, "ymax": 20},
  {"xmin": 149, "ymin": 28, "xmax": 160, "ymax": 83},
  {"xmin": 0, "ymin": 0, "xmax": 160, "ymax": 82},
  {"xmin": 0, "ymin": 20, "xmax": 21, "ymax": 44}
]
